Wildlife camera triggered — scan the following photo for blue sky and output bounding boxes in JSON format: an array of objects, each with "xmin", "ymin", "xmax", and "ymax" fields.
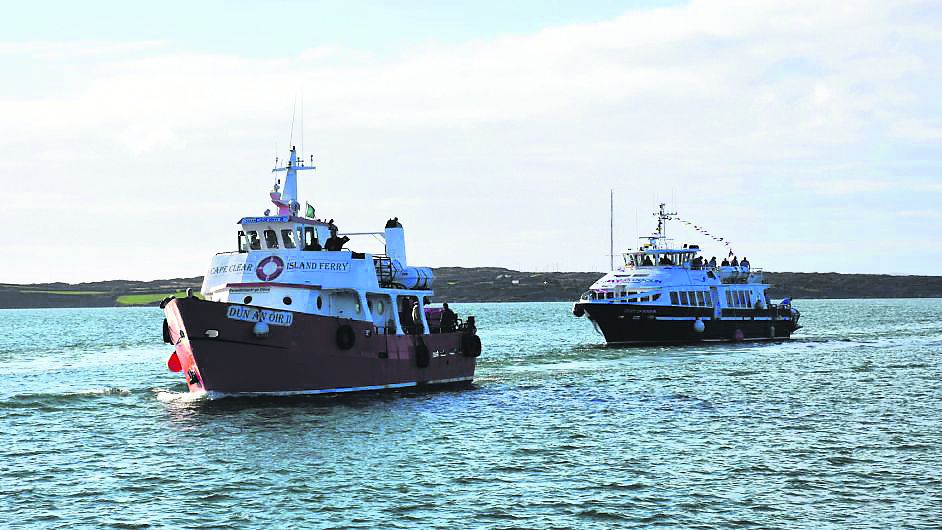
[
  {"xmin": 1, "ymin": 0, "xmax": 940, "ymax": 282},
  {"xmin": 2, "ymin": 1, "xmax": 676, "ymax": 56}
]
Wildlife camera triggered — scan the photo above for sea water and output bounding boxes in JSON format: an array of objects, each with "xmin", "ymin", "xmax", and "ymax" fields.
[{"xmin": 1, "ymin": 300, "xmax": 940, "ymax": 528}]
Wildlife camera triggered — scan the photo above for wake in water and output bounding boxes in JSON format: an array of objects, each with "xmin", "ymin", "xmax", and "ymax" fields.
[{"xmin": 154, "ymin": 388, "xmax": 209, "ymax": 403}]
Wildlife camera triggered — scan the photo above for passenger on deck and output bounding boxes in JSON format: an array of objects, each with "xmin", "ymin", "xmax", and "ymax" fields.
[
  {"xmin": 721, "ymin": 258, "xmax": 730, "ymax": 266},
  {"xmin": 731, "ymin": 256, "xmax": 739, "ymax": 267},
  {"xmin": 384, "ymin": 217, "xmax": 402, "ymax": 228},
  {"xmin": 741, "ymin": 257, "xmax": 750, "ymax": 270},
  {"xmin": 642, "ymin": 255, "xmax": 654, "ymax": 266},
  {"xmin": 411, "ymin": 301, "xmax": 422, "ymax": 334},
  {"xmin": 328, "ymin": 219, "xmax": 338, "ymax": 237},
  {"xmin": 659, "ymin": 255, "xmax": 673, "ymax": 266},
  {"xmin": 441, "ymin": 302, "xmax": 457, "ymax": 332},
  {"xmin": 709, "ymin": 256, "xmax": 717, "ymax": 268}
]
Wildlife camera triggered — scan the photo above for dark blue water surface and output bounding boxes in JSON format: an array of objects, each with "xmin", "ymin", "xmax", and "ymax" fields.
[{"xmin": 2, "ymin": 300, "xmax": 941, "ymax": 528}]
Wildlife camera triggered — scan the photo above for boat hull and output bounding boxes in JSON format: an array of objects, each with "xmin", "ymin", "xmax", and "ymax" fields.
[
  {"xmin": 576, "ymin": 302, "xmax": 799, "ymax": 345},
  {"xmin": 163, "ymin": 297, "xmax": 479, "ymax": 395}
]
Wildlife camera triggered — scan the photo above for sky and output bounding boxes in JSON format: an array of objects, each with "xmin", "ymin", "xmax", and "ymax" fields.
[{"xmin": 1, "ymin": 0, "xmax": 940, "ymax": 283}]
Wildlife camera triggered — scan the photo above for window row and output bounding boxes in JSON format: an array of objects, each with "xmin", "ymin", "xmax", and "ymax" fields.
[
  {"xmin": 726, "ymin": 289, "xmax": 754, "ymax": 308},
  {"xmin": 238, "ymin": 227, "xmax": 321, "ymax": 252},
  {"xmin": 669, "ymin": 290, "xmax": 713, "ymax": 307},
  {"xmin": 585, "ymin": 290, "xmax": 662, "ymax": 303}
]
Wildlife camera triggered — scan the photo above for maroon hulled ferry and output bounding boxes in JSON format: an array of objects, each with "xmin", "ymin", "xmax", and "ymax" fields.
[{"xmin": 161, "ymin": 146, "xmax": 481, "ymax": 397}]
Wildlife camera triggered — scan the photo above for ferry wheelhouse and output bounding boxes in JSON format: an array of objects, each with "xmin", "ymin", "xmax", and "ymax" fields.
[
  {"xmin": 161, "ymin": 146, "xmax": 481, "ymax": 396},
  {"xmin": 573, "ymin": 204, "xmax": 800, "ymax": 344}
]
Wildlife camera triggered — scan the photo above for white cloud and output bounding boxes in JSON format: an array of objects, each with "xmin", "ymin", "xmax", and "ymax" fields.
[{"xmin": 1, "ymin": 0, "xmax": 941, "ymax": 282}]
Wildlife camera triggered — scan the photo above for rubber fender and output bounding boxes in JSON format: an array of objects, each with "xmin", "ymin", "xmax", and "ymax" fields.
[
  {"xmin": 461, "ymin": 334, "xmax": 482, "ymax": 357},
  {"xmin": 415, "ymin": 342, "xmax": 431, "ymax": 368},
  {"xmin": 162, "ymin": 318, "xmax": 172, "ymax": 344},
  {"xmin": 336, "ymin": 325, "xmax": 356, "ymax": 350}
]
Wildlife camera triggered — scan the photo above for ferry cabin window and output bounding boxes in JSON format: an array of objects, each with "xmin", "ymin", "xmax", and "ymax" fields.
[
  {"xmin": 726, "ymin": 291, "xmax": 733, "ymax": 306},
  {"xmin": 237, "ymin": 231, "xmax": 248, "ymax": 253},
  {"xmin": 687, "ymin": 291, "xmax": 696, "ymax": 306},
  {"xmin": 680, "ymin": 292, "xmax": 689, "ymax": 305},
  {"xmin": 248, "ymin": 231, "xmax": 262, "ymax": 250},
  {"xmin": 696, "ymin": 292, "xmax": 705, "ymax": 306},
  {"xmin": 747, "ymin": 293, "xmax": 753, "ymax": 308},
  {"xmin": 303, "ymin": 226, "xmax": 320, "ymax": 250},
  {"xmin": 606, "ymin": 292, "xmax": 614, "ymax": 299},
  {"xmin": 281, "ymin": 229, "xmax": 297, "ymax": 249},
  {"xmin": 670, "ymin": 292, "xmax": 679, "ymax": 305},
  {"xmin": 264, "ymin": 229, "xmax": 279, "ymax": 249}
]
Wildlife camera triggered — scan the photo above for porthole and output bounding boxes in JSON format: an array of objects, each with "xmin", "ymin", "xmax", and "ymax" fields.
[
  {"xmin": 316, "ymin": 296, "xmax": 323, "ymax": 310},
  {"xmin": 283, "ymin": 296, "xmax": 292, "ymax": 305},
  {"xmin": 244, "ymin": 295, "xmax": 253, "ymax": 304}
]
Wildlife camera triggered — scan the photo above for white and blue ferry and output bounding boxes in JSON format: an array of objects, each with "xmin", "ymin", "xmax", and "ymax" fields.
[{"xmin": 573, "ymin": 203, "xmax": 800, "ymax": 344}]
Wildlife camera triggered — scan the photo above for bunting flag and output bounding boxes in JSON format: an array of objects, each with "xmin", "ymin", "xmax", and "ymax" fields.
[{"xmin": 670, "ymin": 215, "xmax": 736, "ymax": 257}]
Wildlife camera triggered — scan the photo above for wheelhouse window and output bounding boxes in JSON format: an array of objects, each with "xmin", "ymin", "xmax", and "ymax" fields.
[
  {"xmin": 237, "ymin": 231, "xmax": 248, "ymax": 253},
  {"xmin": 248, "ymin": 230, "xmax": 261, "ymax": 250},
  {"xmin": 281, "ymin": 229, "xmax": 297, "ymax": 249},
  {"xmin": 264, "ymin": 229, "xmax": 279, "ymax": 249},
  {"xmin": 303, "ymin": 226, "xmax": 320, "ymax": 250},
  {"xmin": 670, "ymin": 292, "xmax": 679, "ymax": 305}
]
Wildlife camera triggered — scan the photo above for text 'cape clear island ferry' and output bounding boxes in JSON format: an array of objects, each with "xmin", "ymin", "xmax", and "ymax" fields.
[
  {"xmin": 573, "ymin": 203, "xmax": 800, "ymax": 344},
  {"xmin": 161, "ymin": 146, "xmax": 482, "ymax": 397}
]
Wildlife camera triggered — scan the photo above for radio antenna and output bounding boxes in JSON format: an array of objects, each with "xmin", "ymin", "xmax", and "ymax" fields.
[
  {"xmin": 609, "ymin": 189, "xmax": 614, "ymax": 270},
  {"xmin": 288, "ymin": 95, "xmax": 298, "ymax": 150}
]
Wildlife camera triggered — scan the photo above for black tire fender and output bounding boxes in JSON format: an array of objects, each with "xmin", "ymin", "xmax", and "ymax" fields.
[
  {"xmin": 336, "ymin": 325, "xmax": 356, "ymax": 350},
  {"xmin": 461, "ymin": 334, "xmax": 482, "ymax": 357},
  {"xmin": 415, "ymin": 342, "xmax": 431, "ymax": 368},
  {"xmin": 162, "ymin": 318, "xmax": 172, "ymax": 344}
]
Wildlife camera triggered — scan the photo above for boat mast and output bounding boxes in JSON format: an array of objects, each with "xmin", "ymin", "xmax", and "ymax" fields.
[
  {"xmin": 609, "ymin": 189, "xmax": 614, "ymax": 270},
  {"xmin": 271, "ymin": 146, "xmax": 315, "ymax": 216}
]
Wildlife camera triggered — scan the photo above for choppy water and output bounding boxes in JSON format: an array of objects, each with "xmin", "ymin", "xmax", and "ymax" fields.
[{"xmin": 2, "ymin": 300, "xmax": 941, "ymax": 528}]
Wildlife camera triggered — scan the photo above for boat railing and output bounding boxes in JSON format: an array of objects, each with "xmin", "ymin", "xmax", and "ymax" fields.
[
  {"xmin": 717, "ymin": 266, "xmax": 762, "ymax": 284},
  {"xmin": 373, "ymin": 255, "xmax": 396, "ymax": 288}
]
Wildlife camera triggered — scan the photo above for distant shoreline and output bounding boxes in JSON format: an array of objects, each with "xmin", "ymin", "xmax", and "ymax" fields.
[{"xmin": 2, "ymin": 268, "xmax": 941, "ymax": 309}]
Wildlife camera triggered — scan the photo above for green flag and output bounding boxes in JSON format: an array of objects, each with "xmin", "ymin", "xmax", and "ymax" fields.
[{"xmin": 305, "ymin": 203, "xmax": 315, "ymax": 218}]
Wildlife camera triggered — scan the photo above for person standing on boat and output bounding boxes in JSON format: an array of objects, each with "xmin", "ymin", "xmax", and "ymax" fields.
[
  {"xmin": 412, "ymin": 301, "xmax": 422, "ymax": 334},
  {"xmin": 731, "ymin": 256, "xmax": 739, "ymax": 267},
  {"xmin": 441, "ymin": 302, "xmax": 458, "ymax": 332},
  {"xmin": 741, "ymin": 257, "xmax": 750, "ymax": 270},
  {"xmin": 709, "ymin": 256, "xmax": 717, "ymax": 268}
]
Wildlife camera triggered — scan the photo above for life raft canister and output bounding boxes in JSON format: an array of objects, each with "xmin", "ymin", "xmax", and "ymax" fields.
[
  {"xmin": 256, "ymin": 255, "xmax": 285, "ymax": 281},
  {"xmin": 415, "ymin": 342, "xmax": 431, "ymax": 368},
  {"xmin": 461, "ymin": 334, "xmax": 482, "ymax": 357},
  {"xmin": 336, "ymin": 325, "xmax": 356, "ymax": 350}
]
